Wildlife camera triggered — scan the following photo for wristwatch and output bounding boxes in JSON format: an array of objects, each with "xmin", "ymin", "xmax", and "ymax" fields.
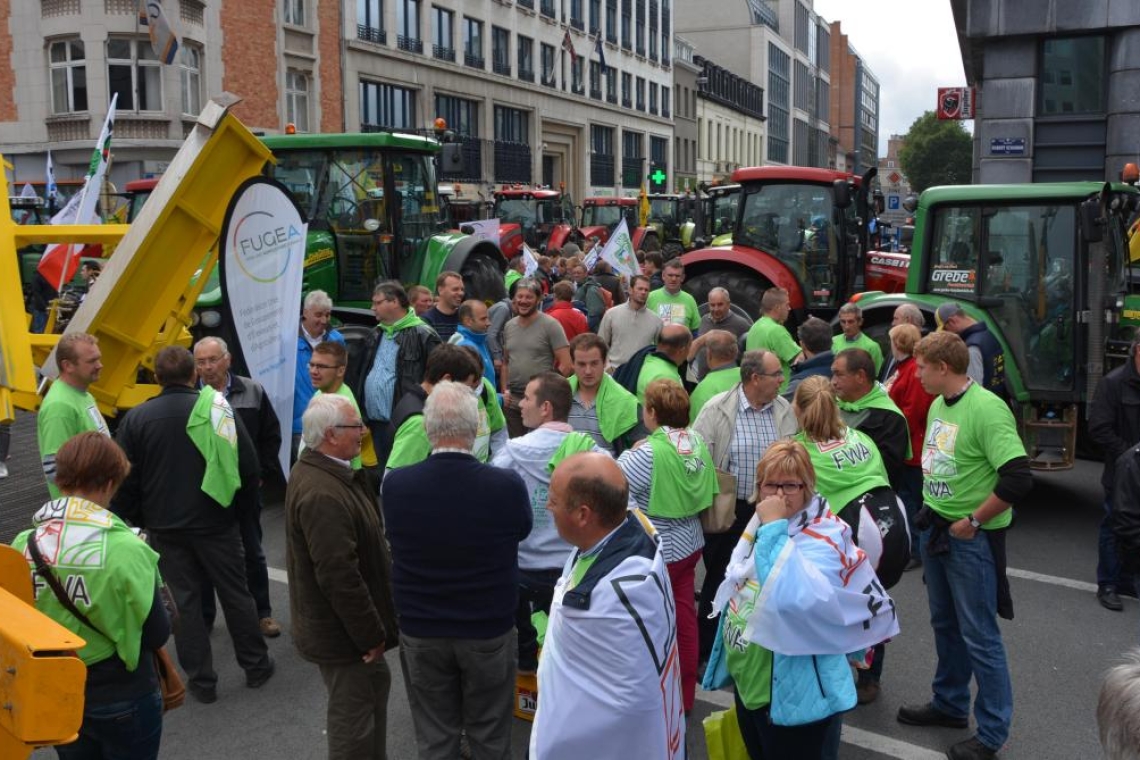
[{"xmin": 967, "ymin": 514, "xmax": 983, "ymax": 530}]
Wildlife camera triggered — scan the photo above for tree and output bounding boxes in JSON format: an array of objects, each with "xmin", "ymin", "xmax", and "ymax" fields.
[{"xmin": 898, "ymin": 111, "xmax": 973, "ymax": 193}]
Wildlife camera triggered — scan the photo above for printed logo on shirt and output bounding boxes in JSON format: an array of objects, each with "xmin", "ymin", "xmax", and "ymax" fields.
[
  {"xmin": 723, "ymin": 579, "xmax": 760, "ymax": 652},
  {"xmin": 921, "ymin": 418, "xmax": 959, "ymax": 498},
  {"xmin": 86, "ymin": 404, "xmax": 109, "ymax": 435},
  {"xmin": 657, "ymin": 303, "xmax": 688, "ymax": 325}
]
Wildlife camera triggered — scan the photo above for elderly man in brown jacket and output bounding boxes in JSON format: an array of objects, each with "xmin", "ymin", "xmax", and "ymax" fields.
[{"xmin": 286, "ymin": 393, "xmax": 398, "ymax": 760}]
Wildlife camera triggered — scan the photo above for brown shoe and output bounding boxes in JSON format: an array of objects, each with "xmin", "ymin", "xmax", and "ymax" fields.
[
  {"xmin": 856, "ymin": 679, "xmax": 881, "ymax": 705},
  {"xmin": 259, "ymin": 617, "xmax": 282, "ymax": 638}
]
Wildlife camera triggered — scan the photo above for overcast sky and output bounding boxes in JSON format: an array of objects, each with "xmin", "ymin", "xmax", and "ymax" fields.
[{"xmin": 812, "ymin": 0, "xmax": 969, "ymax": 154}]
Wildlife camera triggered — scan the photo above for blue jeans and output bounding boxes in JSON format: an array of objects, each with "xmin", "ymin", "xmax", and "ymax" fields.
[
  {"xmin": 55, "ymin": 690, "xmax": 163, "ymax": 760},
  {"xmin": 896, "ymin": 465, "xmax": 924, "ymax": 558},
  {"xmin": 1098, "ymin": 499, "xmax": 1122, "ymax": 589},
  {"xmin": 920, "ymin": 527, "xmax": 1013, "ymax": 751}
]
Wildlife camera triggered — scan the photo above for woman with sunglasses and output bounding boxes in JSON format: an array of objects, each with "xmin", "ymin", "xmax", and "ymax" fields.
[{"xmin": 703, "ymin": 440, "xmax": 898, "ymax": 759}]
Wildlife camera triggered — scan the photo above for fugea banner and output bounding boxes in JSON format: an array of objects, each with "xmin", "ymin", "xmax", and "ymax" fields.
[{"xmin": 218, "ymin": 177, "xmax": 307, "ymax": 479}]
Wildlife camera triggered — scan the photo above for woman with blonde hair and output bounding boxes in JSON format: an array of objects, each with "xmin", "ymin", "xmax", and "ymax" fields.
[
  {"xmin": 703, "ymin": 440, "xmax": 899, "ymax": 759},
  {"xmin": 618, "ymin": 378, "xmax": 717, "ymax": 714}
]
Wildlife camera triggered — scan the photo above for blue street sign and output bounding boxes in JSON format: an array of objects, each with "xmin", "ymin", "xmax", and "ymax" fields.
[
  {"xmin": 990, "ymin": 138, "xmax": 1026, "ymax": 156},
  {"xmin": 887, "ymin": 195, "xmax": 900, "ymax": 210}
]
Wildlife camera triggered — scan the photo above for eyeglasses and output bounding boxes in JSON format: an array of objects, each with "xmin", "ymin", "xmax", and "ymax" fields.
[
  {"xmin": 308, "ymin": 362, "xmax": 343, "ymax": 370},
  {"xmin": 195, "ymin": 356, "xmax": 226, "ymax": 366},
  {"xmin": 757, "ymin": 370, "xmax": 783, "ymax": 379},
  {"xmin": 335, "ymin": 423, "xmax": 365, "ymax": 430},
  {"xmin": 758, "ymin": 482, "xmax": 805, "ymax": 495}
]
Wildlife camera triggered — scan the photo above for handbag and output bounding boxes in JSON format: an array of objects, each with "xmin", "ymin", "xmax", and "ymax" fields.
[
  {"xmin": 700, "ymin": 468, "xmax": 739, "ymax": 534},
  {"xmin": 27, "ymin": 533, "xmax": 185, "ymax": 712}
]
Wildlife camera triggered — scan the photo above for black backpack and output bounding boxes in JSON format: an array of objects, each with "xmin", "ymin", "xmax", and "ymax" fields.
[{"xmin": 612, "ymin": 345, "xmax": 657, "ymax": 395}]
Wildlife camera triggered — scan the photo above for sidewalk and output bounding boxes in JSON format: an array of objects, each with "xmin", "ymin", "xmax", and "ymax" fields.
[{"xmin": 0, "ymin": 411, "xmax": 50, "ymax": 543}]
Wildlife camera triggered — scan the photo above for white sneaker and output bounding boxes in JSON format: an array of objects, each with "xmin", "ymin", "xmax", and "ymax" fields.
[{"xmin": 0, "ymin": 461, "xmax": 8, "ymax": 479}]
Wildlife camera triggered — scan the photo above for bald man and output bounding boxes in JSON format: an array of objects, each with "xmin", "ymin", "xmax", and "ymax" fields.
[
  {"xmin": 634, "ymin": 324, "xmax": 692, "ymax": 404},
  {"xmin": 689, "ymin": 330, "xmax": 740, "ymax": 422},
  {"xmin": 533, "ymin": 453, "xmax": 684, "ymax": 759}
]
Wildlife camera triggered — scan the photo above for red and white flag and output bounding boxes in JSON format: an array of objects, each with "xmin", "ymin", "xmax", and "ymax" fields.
[
  {"xmin": 38, "ymin": 94, "xmax": 117, "ymax": 290},
  {"xmin": 562, "ymin": 29, "xmax": 576, "ymax": 58}
]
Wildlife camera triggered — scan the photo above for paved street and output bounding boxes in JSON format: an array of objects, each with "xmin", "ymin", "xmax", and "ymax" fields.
[{"xmin": 2, "ymin": 410, "xmax": 1131, "ymax": 759}]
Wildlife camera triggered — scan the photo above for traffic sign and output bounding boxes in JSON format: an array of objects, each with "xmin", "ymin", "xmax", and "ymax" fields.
[{"xmin": 887, "ymin": 195, "xmax": 900, "ymax": 210}]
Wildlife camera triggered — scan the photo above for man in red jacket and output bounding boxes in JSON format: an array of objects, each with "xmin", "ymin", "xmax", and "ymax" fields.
[{"xmin": 546, "ymin": 280, "xmax": 589, "ymax": 341}]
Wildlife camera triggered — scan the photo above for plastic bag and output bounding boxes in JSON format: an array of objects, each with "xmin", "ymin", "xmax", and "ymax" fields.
[{"xmin": 703, "ymin": 706, "xmax": 750, "ymax": 760}]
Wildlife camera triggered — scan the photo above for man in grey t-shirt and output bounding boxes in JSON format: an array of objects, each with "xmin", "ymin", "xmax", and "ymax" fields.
[
  {"xmin": 502, "ymin": 279, "xmax": 572, "ymax": 437},
  {"xmin": 688, "ymin": 287, "xmax": 751, "ymax": 381}
]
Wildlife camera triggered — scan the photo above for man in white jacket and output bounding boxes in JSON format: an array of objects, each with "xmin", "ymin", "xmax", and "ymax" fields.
[
  {"xmin": 491, "ymin": 371, "xmax": 598, "ymax": 674},
  {"xmin": 531, "ymin": 452, "xmax": 685, "ymax": 760}
]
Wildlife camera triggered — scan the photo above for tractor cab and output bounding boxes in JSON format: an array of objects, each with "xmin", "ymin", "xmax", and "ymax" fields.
[{"xmin": 492, "ymin": 186, "xmax": 575, "ymax": 256}]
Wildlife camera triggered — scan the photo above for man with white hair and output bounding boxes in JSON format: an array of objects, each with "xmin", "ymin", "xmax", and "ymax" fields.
[
  {"xmin": 689, "ymin": 287, "xmax": 751, "ymax": 380},
  {"xmin": 294, "ymin": 290, "xmax": 345, "ymax": 460},
  {"xmin": 881, "ymin": 302, "xmax": 926, "ymax": 381},
  {"xmin": 383, "ymin": 382, "xmax": 532, "ymax": 760},
  {"xmin": 287, "ymin": 394, "xmax": 398, "ymax": 760}
]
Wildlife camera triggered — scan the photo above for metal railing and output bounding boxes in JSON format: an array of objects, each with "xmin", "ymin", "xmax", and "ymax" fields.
[
  {"xmin": 398, "ymin": 35, "xmax": 423, "ymax": 53},
  {"xmin": 433, "ymin": 44, "xmax": 456, "ymax": 61},
  {"xmin": 493, "ymin": 58, "xmax": 511, "ymax": 75},
  {"xmin": 590, "ymin": 154, "xmax": 614, "ymax": 186},
  {"xmin": 621, "ymin": 156, "xmax": 643, "ymax": 188},
  {"xmin": 357, "ymin": 25, "xmax": 387, "ymax": 44},
  {"xmin": 439, "ymin": 136, "xmax": 485, "ymax": 182},
  {"xmin": 494, "ymin": 140, "xmax": 533, "ymax": 183},
  {"xmin": 465, "ymin": 53, "xmax": 485, "ymax": 69},
  {"xmin": 519, "ymin": 67, "xmax": 535, "ymax": 82}
]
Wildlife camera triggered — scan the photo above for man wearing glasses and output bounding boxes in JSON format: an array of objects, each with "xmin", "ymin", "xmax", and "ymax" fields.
[
  {"xmin": 305, "ymin": 341, "xmax": 377, "ymax": 474},
  {"xmin": 295, "ymin": 290, "xmax": 345, "ymax": 462},
  {"xmin": 356, "ymin": 281, "xmax": 442, "ymax": 469},
  {"xmin": 692, "ymin": 349, "xmax": 799, "ymax": 662},
  {"xmin": 194, "ymin": 337, "xmax": 284, "ymax": 638}
]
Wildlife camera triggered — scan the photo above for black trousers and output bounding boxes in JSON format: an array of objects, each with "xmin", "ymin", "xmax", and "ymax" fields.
[
  {"xmin": 698, "ymin": 498, "xmax": 754, "ymax": 662},
  {"xmin": 202, "ymin": 495, "xmax": 272, "ymax": 622},
  {"xmin": 151, "ymin": 524, "xmax": 271, "ymax": 691}
]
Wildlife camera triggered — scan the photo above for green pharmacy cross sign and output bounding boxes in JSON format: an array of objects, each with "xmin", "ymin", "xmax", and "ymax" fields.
[{"xmin": 650, "ymin": 168, "xmax": 667, "ymax": 186}]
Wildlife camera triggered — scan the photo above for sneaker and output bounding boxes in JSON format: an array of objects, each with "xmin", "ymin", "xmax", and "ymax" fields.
[
  {"xmin": 897, "ymin": 702, "xmax": 968, "ymax": 729},
  {"xmin": 856, "ymin": 679, "xmax": 881, "ymax": 705},
  {"xmin": 259, "ymin": 617, "xmax": 282, "ymax": 637},
  {"xmin": 189, "ymin": 683, "xmax": 218, "ymax": 704},
  {"xmin": 947, "ymin": 736, "xmax": 999, "ymax": 760},
  {"xmin": 0, "ymin": 461, "xmax": 8, "ymax": 479},
  {"xmin": 1098, "ymin": 586, "xmax": 1124, "ymax": 612},
  {"xmin": 246, "ymin": 657, "xmax": 276, "ymax": 688}
]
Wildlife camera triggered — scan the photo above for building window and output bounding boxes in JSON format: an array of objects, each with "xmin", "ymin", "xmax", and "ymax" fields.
[
  {"xmin": 357, "ymin": 0, "xmax": 386, "ymax": 42},
  {"xmin": 50, "ymin": 39, "xmax": 87, "ymax": 114},
  {"xmin": 284, "ymin": 0, "xmax": 305, "ymax": 26},
  {"xmin": 660, "ymin": 0, "xmax": 670, "ymax": 64},
  {"xmin": 590, "ymin": 0, "xmax": 601, "ymax": 33},
  {"xmin": 518, "ymin": 35, "xmax": 535, "ymax": 81},
  {"xmin": 571, "ymin": 55, "xmax": 584, "ymax": 94},
  {"xmin": 494, "ymin": 105, "xmax": 529, "ymax": 142},
  {"xmin": 541, "ymin": 42, "xmax": 556, "ymax": 86},
  {"xmin": 635, "ymin": 0, "xmax": 645, "ymax": 55},
  {"xmin": 589, "ymin": 60, "xmax": 601, "ymax": 99},
  {"xmin": 361, "ymin": 80, "xmax": 416, "ymax": 128},
  {"xmin": 635, "ymin": 76, "xmax": 645, "ymax": 111},
  {"xmin": 794, "ymin": 1, "xmax": 809, "ymax": 54},
  {"xmin": 768, "ymin": 43, "xmax": 790, "ymax": 164},
  {"xmin": 622, "ymin": 129, "xmax": 643, "ymax": 188},
  {"xmin": 180, "ymin": 44, "xmax": 202, "ymax": 116},
  {"xmin": 398, "ymin": 0, "xmax": 422, "ymax": 52},
  {"xmin": 107, "ymin": 38, "xmax": 162, "ymax": 111},
  {"xmin": 571, "ymin": 0, "xmax": 584, "ymax": 30},
  {"xmin": 435, "ymin": 94, "xmax": 478, "ymax": 136},
  {"xmin": 649, "ymin": 81, "xmax": 657, "ymax": 114},
  {"xmin": 286, "ymin": 70, "xmax": 310, "ymax": 131},
  {"xmin": 621, "ymin": 0, "xmax": 631, "ymax": 50},
  {"xmin": 540, "ymin": 0, "xmax": 555, "ymax": 18},
  {"xmin": 606, "ymin": 67, "xmax": 617, "ymax": 103},
  {"xmin": 606, "ymin": 0, "xmax": 617, "ymax": 42},
  {"xmin": 464, "ymin": 17, "xmax": 484, "ymax": 67},
  {"xmin": 650, "ymin": 135, "xmax": 667, "ymax": 167},
  {"xmin": 591, "ymin": 124, "xmax": 615, "ymax": 185},
  {"xmin": 621, "ymin": 71, "xmax": 632, "ymax": 107},
  {"xmin": 661, "ymin": 86, "xmax": 669, "ymax": 118},
  {"xmin": 432, "ymin": 7, "xmax": 455, "ymax": 61},
  {"xmin": 648, "ymin": 0, "xmax": 657, "ymax": 60},
  {"xmin": 492, "ymin": 26, "xmax": 510, "ymax": 75},
  {"xmin": 1039, "ymin": 36, "xmax": 1105, "ymax": 116}
]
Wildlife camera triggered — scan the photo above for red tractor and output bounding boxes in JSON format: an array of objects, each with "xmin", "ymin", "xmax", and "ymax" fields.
[
  {"xmin": 680, "ymin": 166, "xmax": 906, "ymax": 320},
  {"xmin": 578, "ymin": 196, "xmax": 661, "ymax": 252},
  {"xmin": 492, "ymin": 185, "xmax": 579, "ymax": 258}
]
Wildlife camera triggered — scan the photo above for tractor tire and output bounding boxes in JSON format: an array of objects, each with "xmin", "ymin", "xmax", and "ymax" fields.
[
  {"xmin": 662, "ymin": 241, "xmax": 685, "ymax": 261},
  {"xmin": 642, "ymin": 233, "xmax": 661, "ymax": 253},
  {"xmin": 684, "ymin": 269, "xmax": 771, "ymax": 320},
  {"xmin": 461, "ymin": 249, "xmax": 507, "ymax": 304}
]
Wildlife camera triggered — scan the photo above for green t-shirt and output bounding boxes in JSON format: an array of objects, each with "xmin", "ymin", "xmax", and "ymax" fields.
[
  {"xmin": 745, "ymin": 316, "xmax": 801, "ymax": 391},
  {"xmin": 636, "ymin": 354, "xmax": 682, "ymax": 404},
  {"xmin": 386, "ymin": 415, "xmax": 431, "ymax": 470},
  {"xmin": 722, "ymin": 577, "xmax": 773, "ymax": 709},
  {"xmin": 568, "ymin": 553, "xmax": 599, "ymax": 589},
  {"xmin": 690, "ymin": 367, "xmax": 740, "ymax": 423},
  {"xmin": 832, "ymin": 332, "xmax": 884, "ymax": 375},
  {"xmin": 646, "ymin": 289, "xmax": 700, "ymax": 331},
  {"xmin": 795, "ymin": 427, "xmax": 890, "ymax": 512},
  {"xmin": 505, "ymin": 269, "xmax": 522, "ymax": 291},
  {"xmin": 37, "ymin": 381, "xmax": 111, "ymax": 499},
  {"xmin": 922, "ymin": 383, "xmax": 1025, "ymax": 528}
]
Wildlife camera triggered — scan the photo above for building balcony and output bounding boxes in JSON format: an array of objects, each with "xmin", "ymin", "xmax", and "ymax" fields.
[
  {"xmin": 440, "ymin": 137, "xmax": 484, "ymax": 182},
  {"xmin": 571, "ymin": 18, "xmax": 584, "ymax": 30},
  {"xmin": 357, "ymin": 25, "xmax": 387, "ymax": 44},
  {"xmin": 540, "ymin": 0, "xmax": 555, "ymax": 18},
  {"xmin": 621, "ymin": 157, "xmax": 643, "ymax": 188},
  {"xmin": 433, "ymin": 45, "xmax": 456, "ymax": 62},
  {"xmin": 493, "ymin": 58, "xmax": 511, "ymax": 75},
  {"xmin": 607, "ymin": 92, "xmax": 618, "ymax": 104},
  {"xmin": 517, "ymin": 0, "xmax": 534, "ymax": 8},
  {"xmin": 494, "ymin": 140, "xmax": 533, "ymax": 183},
  {"xmin": 465, "ymin": 53, "xmax": 485, "ymax": 69},
  {"xmin": 622, "ymin": 97, "xmax": 631, "ymax": 108},
  {"xmin": 590, "ymin": 87, "xmax": 602, "ymax": 100},
  {"xmin": 398, "ymin": 35, "xmax": 423, "ymax": 53},
  {"xmin": 519, "ymin": 68, "xmax": 535, "ymax": 82}
]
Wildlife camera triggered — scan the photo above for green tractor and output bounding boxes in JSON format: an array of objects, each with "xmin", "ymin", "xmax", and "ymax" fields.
[
  {"xmin": 853, "ymin": 180, "xmax": 1140, "ymax": 469},
  {"xmin": 646, "ymin": 193, "xmax": 698, "ymax": 259}
]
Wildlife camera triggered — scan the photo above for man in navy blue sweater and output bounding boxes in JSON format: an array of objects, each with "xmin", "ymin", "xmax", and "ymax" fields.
[{"xmin": 382, "ymin": 381, "xmax": 532, "ymax": 760}]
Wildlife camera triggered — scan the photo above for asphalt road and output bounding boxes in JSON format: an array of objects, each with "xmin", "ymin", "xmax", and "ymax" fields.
[{"xmin": 3, "ymin": 410, "xmax": 1130, "ymax": 759}]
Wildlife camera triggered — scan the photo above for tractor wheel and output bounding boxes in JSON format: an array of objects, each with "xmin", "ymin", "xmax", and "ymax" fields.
[
  {"xmin": 684, "ymin": 269, "xmax": 771, "ymax": 320},
  {"xmin": 642, "ymin": 233, "xmax": 661, "ymax": 252},
  {"xmin": 461, "ymin": 249, "xmax": 507, "ymax": 304},
  {"xmin": 662, "ymin": 241, "xmax": 685, "ymax": 261}
]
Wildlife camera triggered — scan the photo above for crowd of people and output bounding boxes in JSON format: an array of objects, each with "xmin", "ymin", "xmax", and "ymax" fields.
[{"xmin": 17, "ymin": 251, "xmax": 1140, "ymax": 760}]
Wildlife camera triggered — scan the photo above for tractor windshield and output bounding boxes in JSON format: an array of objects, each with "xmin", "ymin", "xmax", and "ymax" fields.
[
  {"xmin": 495, "ymin": 197, "xmax": 561, "ymax": 226},
  {"xmin": 582, "ymin": 204, "xmax": 626, "ymax": 229},
  {"xmin": 648, "ymin": 198, "xmax": 676, "ymax": 222},
  {"xmin": 705, "ymin": 188, "xmax": 740, "ymax": 238},
  {"xmin": 924, "ymin": 202, "xmax": 1080, "ymax": 393}
]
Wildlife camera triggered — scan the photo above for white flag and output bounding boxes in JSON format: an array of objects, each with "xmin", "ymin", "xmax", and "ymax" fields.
[
  {"xmin": 138, "ymin": 0, "xmax": 181, "ymax": 64},
  {"xmin": 40, "ymin": 93, "xmax": 117, "ymax": 290},
  {"xmin": 597, "ymin": 218, "xmax": 638, "ymax": 278},
  {"xmin": 462, "ymin": 218, "xmax": 501, "ymax": 242},
  {"xmin": 45, "ymin": 151, "xmax": 58, "ymax": 205},
  {"xmin": 521, "ymin": 244, "xmax": 540, "ymax": 277}
]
